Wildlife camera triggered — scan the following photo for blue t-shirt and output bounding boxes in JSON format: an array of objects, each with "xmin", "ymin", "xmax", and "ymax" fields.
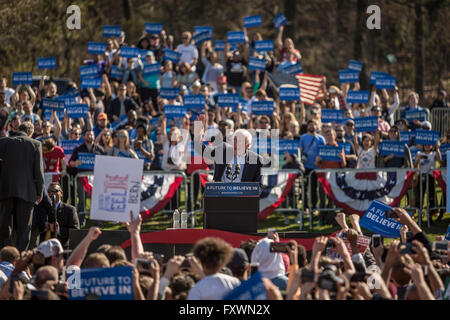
[{"xmin": 299, "ymin": 133, "xmax": 326, "ymax": 169}]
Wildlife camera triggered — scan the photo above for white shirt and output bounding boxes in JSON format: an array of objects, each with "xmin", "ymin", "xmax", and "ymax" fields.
[
  {"xmin": 221, "ymin": 154, "xmax": 246, "ymax": 182},
  {"xmin": 176, "ymin": 44, "xmax": 198, "ymax": 65},
  {"xmin": 417, "ymin": 151, "xmax": 436, "ymax": 174},
  {"xmin": 187, "ymin": 273, "xmax": 240, "ymax": 300},
  {"xmin": 357, "ymin": 147, "xmax": 376, "ymax": 169}
]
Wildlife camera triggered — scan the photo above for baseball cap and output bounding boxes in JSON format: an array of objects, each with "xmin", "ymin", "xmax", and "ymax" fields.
[
  {"xmin": 226, "ymin": 248, "xmax": 249, "ymax": 273},
  {"xmin": 37, "ymin": 239, "xmax": 69, "ymax": 258},
  {"xmin": 146, "ymin": 51, "xmax": 154, "ymax": 57},
  {"xmin": 97, "ymin": 112, "xmax": 108, "ymax": 120},
  {"xmin": 422, "ymin": 121, "xmax": 432, "ymax": 129}
]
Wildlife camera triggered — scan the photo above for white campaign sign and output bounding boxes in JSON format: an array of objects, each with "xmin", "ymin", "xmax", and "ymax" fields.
[{"xmin": 90, "ymin": 155, "xmax": 143, "ymax": 222}]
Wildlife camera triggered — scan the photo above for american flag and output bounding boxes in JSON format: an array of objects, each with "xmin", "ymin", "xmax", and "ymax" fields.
[{"xmin": 295, "ymin": 73, "xmax": 325, "ymax": 105}]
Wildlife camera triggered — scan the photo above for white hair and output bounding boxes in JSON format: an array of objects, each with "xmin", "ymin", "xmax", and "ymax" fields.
[{"xmin": 233, "ymin": 129, "xmax": 252, "ymax": 146}]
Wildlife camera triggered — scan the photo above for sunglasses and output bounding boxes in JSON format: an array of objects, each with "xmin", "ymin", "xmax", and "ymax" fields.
[
  {"xmin": 119, "ymin": 134, "xmax": 126, "ymax": 138},
  {"xmin": 346, "ymin": 123, "xmax": 354, "ymax": 126},
  {"xmin": 48, "ymin": 189, "xmax": 61, "ymax": 194}
]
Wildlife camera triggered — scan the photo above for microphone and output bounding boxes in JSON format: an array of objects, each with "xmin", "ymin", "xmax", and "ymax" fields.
[{"xmin": 235, "ymin": 164, "xmax": 241, "ymax": 175}]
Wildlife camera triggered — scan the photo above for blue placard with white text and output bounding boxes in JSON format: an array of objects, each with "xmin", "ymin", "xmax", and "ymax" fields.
[
  {"xmin": 102, "ymin": 25, "xmax": 121, "ymax": 38},
  {"xmin": 204, "ymin": 182, "xmax": 259, "ymax": 197},
  {"xmin": 215, "ymin": 40, "xmax": 226, "ymax": 52},
  {"xmin": 380, "ymin": 141, "xmax": 405, "ymax": 157},
  {"xmin": 110, "ymin": 65, "xmax": 123, "ymax": 79},
  {"xmin": 163, "ymin": 49, "xmax": 181, "ymax": 62},
  {"xmin": 79, "ymin": 64, "xmax": 98, "ymax": 78},
  {"xmin": 61, "ymin": 140, "xmax": 81, "ymax": 156},
  {"xmin": 164, "ymin": 105, "xmax": 187, "ymax": 120},
  {"xmin": 248, "ymin": 57, "xmax": 266, "ymax": 71},
  {"xmin": 346, "ymin": 90, "xmax": 369, "ymax": 104},
  {"xmin": 43, "ymin": 109, "xmax": 64, "ymax": 122},
  {"xmin": 243, "ymin": 15, "xmax": 262, "ymax": 28},
  {"xmin": 12, "ymin": 72, "xmax": 32, "ymax": 85},
  {"xmin": 193, "ymin": 31, "xmax": 212, "ymax": 45},
  {"xmin": 278, "ymin": 139, "xmax": 300, "ymax": 155},
  {"xmin": 66, "ymin": 104, "xmax": 88, "ymax": 119},
  {"xmin": 38, "ymin": 57, "xmax": 56, "ymax": 69},
  {"xmin": 217, "ymin": 94, "xmax": 239, "ymax": 108},
  {"xmin": 399, "ymin": 131, "xmax": 415, "ymax": 145},
  {"xmin": 42, "ymin": 98, "xmax": 65, "ymax": 111},
  {"xmin": 143, "ymin": 62, "xmax": 161, "ymax": 76},
  {"xmin": 227, "ymin": 31, "xmax": 245, "ymax": 44},
  {"xmin": 254, "ymin": 40, "xmax": 274, "ymax": 53},
  {"xmin": 360, "ymin": 200, "xmax": 408, "ymax": 238},
  {"xmin": 273, "ymin": 13, "xmax": 287, "ymax": 28},
  {"xmin": 81, "ymin": 77, "xmax": 102, "ymax": 89},
  {"xmin": 194, "ymin": 26, "xmax": 213, "ymax": 36},
  {"xmin": 69, "ymin": 266, "xmax": 133, "ymax": 300},
  {"xmin": 319, "ymin": 145, "xmax": 342, "ymax": 161},
  {"xmin": 404, "ymin": 110, "xmax": 427, "ymax": 122},
  {"xmin": 369, "ymin": 71, "xmax": 390, "ymax": 84},
  {"xmin": 339, "ymin": 70, "xmax": 360, "ymax": 83},
  {"xmin": 251, "ymin": 100, "xmax": 274, "ymax": 115},
  {"xmin": 414, "ymin": 130, "xmax": 439, "ymax": 146},
  {"xmin": 354, "ymin": 116, "xmax": 378, "ymax": 132},
  {"xmin": 440, "ymin": 144, "xmax": 450, "ymax": 161},
  {"xmin": 145, "ymin": 22, "xmax": 162, "ymax": 34},
  {"xmin": 77, "ymin": 153, "xmax": 96, "ymax": 170},
  {"xmin": 159, "ymin": 88, "xmax": 180, "ymax": 100},
  {"xmin": 283, "ymin": 63, "xmax": 303, "ymax": 75},
  {"xmin": 120, "ymin": 46, "xmax": 139, "ymax": 58},
  {"xmin": 338, "ymin": 142, "xmax": 352, "ymax": 155},
  {"xmin": 348, "ymin": 60, "xmax": 363, "ymax": 72},
  {"xmin": 88, "ymin": 42, "xmax": 106, "ymax": 54},
  {"xmin": 279, "ymin": 87, "xmax": 300, "ymax": 101},
  {"xmin": 375, "ymin": 76, "xmax": 396, "ymax": 89},
  {"xmin": 321, "ymin": 109, "xmax": 344, "ymax": 123},
  {"xmin": 223, "ymin": 271, "xmax": 268, "ymax": 300}
]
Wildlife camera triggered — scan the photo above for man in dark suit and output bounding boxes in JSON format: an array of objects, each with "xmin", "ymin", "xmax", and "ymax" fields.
[
  {"xmin": 0, "ymin": 122, "xmax": 44, "ymax": 251},
  {"xmin": 194, "ymin": 117, "xmax": 264, "ymax": 183},
  {"xmin": 46, "ymin": 183, "xmax": 79, "ymax": 249},
  {"xmin": 108, "ymin": 83, "xmax": 139, "ymax": 122}
]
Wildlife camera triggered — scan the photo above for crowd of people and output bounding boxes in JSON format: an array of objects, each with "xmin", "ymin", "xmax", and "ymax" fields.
[{"xmin": 0, "ymin": 15, "xmax": 449, "ymax": 301}]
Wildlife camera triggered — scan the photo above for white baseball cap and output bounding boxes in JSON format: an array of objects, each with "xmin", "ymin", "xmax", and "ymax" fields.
[{"xmin": 37, "ymin": 239, "xmax": 65, "ymax": 258}]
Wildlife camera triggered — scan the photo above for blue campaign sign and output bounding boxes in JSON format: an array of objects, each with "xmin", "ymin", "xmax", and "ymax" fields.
[
  {"xmin": 120, "ymin": 46, "xmax": 139, "ymax": 58},
  {"xmin": 338, "ymin": 70, "xmax": 360, "ymax": 83},
  {"xmin": 243, "ymin": 15, "xmax": 262, "ymax": 28},
  {"xmin": 217, "ymin": 94, "xmax": 239, "ymax": 108},
  {"xmin": 204, "ymin": 182, "xmax": 260, "ymax": 197},
  {"xmin": 338, "ymin": 142, "xmax": 352, "ymax": 155},
  {"xmin": 440, "ymin": 144, "xmax": 450, "ymax": 161},
  {"xmin": 102, "ymin": 25, "xmax": 121, "ymax": 38},
  {"xmin": 346, "ymin": 90, "xmax": 369, "ymax": 104},
  {"xmin": 193, "ymin": 31, "xmax": 212, "ymax": 45},
  {"xmin": 348, "ymin": 60, "xmax": 363, "ymax": 72},
  {"xmin": 194, "ymin": 26, "xmax": 213, "ymax": 36},
  {"xmin": 12, "ymin": 72, "xmax": 32, "ymax": 85},
  {"xmin": 145, "ymin": 22, "xmax": 162, "ymax": 34},
  {"xmin": 69, "ymin": 266, "xmax": 134, "ymax": 300},
  {"xmin": 215, "ymin": 40, "xmax": 226, "ymax": 52},
  {"xmin": 254, "ymin": 40, "xmax": 274, "ymax": 53},
  {"xmin": 81, "ymin": 77, "xmax": 102, "ymax": 89},
  {"xmin": 164, "ymin": 105, "xmax": 187, "ymax": 119},
  {"xmin": 110, "ymin": 115, "xmax": 128, "ymax": 132},
  {"xmin": 319, "ymin": 145, "xmax": 342, "ymax": 161},
  {"xmin": 273, "ymin": 13, "xmax": 287, "ymax": 28},
  {"xmin": 354, "ymin": 116, "xmax": 379, "ymax": 132},
  {"xmin": 149, "ymin": 117, "xmax": 159, "ymax": 127},
  {"xmin": 88, "ymin": 42, "xmax": 106, "ymax": 54},
  {"xmin": 61, "ymin": 139, "xmax": 81, "ymax": 155},
  {"xmin": 159, "ymin": 88, "xmax": 180, "ymax": 100},
  {"xmin": 360, "ymin": 200, "xmax": 408, "ymax": 238},
  {"xmin": 251, "ymin": 100, "xmax": 274, "ymax": 115},
  {"xmin": 404, "ymin": 110, "xmax": 427, "ymax": 122},
  {"xmin": 67, "ymin": 104, "xmax": 88, "ymax": 119},
  {"xmin": 283, "ymin": 63, "xmax": 303, "ymax": 75},
  {"xmin": 380, "ymin": 141, "xmax": 405, "ymax": 157},
  {"xmin": 135, "ymin": 149, "xmax": 151, "ymax": 163},
  {"xmin": 143, "ymin": 62, "xmax": 161, "ymax": 76},
  {"xmin": 445, "ymin": 224, "xmax": 450, "ymax": 241},
  {"xmin": 278, "ymin": 139, "xmax": 300, "ymax": 155},
  {"xmin": 37, "ymin": 57, "xmax": 56, "ymax": 69},
  {"xmin": 227, "ymin": 31, "xmax": 245, "ymax": 44},
  {"xmin": 414, "ymin": 130, "xmax": 439, "ymax": 146},
  {"xmin": 375, "ymin": 76, "xmax": 396, "ymax": 89},
  {"xmin": 42, "ymin": 98, "xmax": 65, "ymax": 111},
  {"xmin": 321, "ymin": 109, "xmax": 344, "ymax": 123},
  {"xmin": 78, "ymin": 153, "xmax": 96, "ymax": 170},
  {"xmin": 369, "ymin": 71, "xmax": 390, "ymax": 84},
  {"xmin": 79, "ymin": 64, "xmax": 98, "ymax": 78},
  {"xmin": 279, "ymin": 87, "xmax": 300, "ymax": 101},
  {"xmin": 223, "ymin": 271, "xmax": 268, "ymax": 300},
  {"xmin": 248, "ymin": 57, "xmax": 266, "ymax": 71},
  {"xmin": 43, "ymin": 109, "xmax": 64, "ymax": 122},
  {"xmin": 163, "ymin": 49, "xmax": 181, "ymax": 62},
  {"xmin": 184, "ymin": 94, "xmax": 206, "ymax": 108},
  {"xmin": 399, "ymin": 131, "xmax": 415, "ymax": 145},
  {"xmin": 110, "ymin": 65, "xmax": 123, "ymax": 79}
]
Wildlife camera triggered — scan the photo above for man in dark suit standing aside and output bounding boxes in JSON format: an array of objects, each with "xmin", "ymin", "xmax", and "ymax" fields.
[
  {"xmin": 0, "ymin": 122, "xmax": 44, "ymax": 251},
  {"xmin": 108, "ymin": 83, "xmax": 139, "ymax": 122}
]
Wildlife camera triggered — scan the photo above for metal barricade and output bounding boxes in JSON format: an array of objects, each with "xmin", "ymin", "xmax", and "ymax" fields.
[
  {"xmin": 73, "ymin": 170, "xmax": 189, "ymax": 226},
  {"xmin": 189, "ymin": 169, "xmax": 305, "ymax": 230},
  {"xmin": 306, "ymin": 168, "xmax": 422, "ymax": 230},
  {"xmin": 431, "ymin": 108, "xmax": 450, "ymax": 138},
  {"xmin": 425, "ymin": 167, "xmax": 447, "ymax": 228}
]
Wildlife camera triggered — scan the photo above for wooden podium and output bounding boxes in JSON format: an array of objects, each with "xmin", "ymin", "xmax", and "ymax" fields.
[{"xmin": 203, "ymin": 182, "xmax": 260, "ymax": 233}]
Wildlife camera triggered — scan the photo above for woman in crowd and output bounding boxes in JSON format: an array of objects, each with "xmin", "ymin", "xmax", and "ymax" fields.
[
  {"xmin": 95, "ymin": 128, "xmax": 114, "ymax": 154},
  {"xmin": 107, "ymin": 128, "xmax": 138, "ymax": 159},
  {"xmin": 176, "ymin": 62, "xmax": 199, "ymax": 88}
]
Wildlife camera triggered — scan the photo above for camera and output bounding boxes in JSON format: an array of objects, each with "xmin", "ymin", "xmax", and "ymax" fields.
[
  {"xmin": 249, "ymin": 262, "xmax": 259, "ymax": 277},
  {"xmin": 372, "ymin": 234, "xmax": 382, "ymax": 248},
  {"xmin": 398, "ymin": 242, "xmax": 416, "ymax": 254},
  {"xmin": 432, "ymin": 241, "xmax": 448, "ymax": 252},
  {"xmin": 318, "ymin": 264, "xmax": 344, "ymax": 293},
  {"xmin": 269, "ymin": 242, "xmax": 293, "ymax": 253},
  {"xmin": 135, "ymin": 258, "xmax": 155, "ymax": 272}
]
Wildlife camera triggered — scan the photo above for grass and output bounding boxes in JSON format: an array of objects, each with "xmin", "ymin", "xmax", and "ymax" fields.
[{"xmin": 82, "ymin": 186, "xmax": 449, "ymax": 242}]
